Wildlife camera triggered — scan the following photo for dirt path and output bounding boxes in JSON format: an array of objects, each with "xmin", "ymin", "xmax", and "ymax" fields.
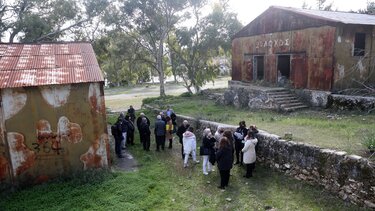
[{"xmin": 104, "ymin": 77, "xmax": 229, "ymax": 111}]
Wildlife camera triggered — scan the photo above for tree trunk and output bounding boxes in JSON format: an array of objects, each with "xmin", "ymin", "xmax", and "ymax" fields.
[
  {"xmin": 157, "ymin": 38, "xmax": 166, "ymax": 97},
  {"xmin": 194, "ymin": 85, "xmax": 201, "ymax": 94}
]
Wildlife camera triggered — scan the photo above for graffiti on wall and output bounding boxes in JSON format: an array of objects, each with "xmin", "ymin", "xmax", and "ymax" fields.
[
  {"xmin": 57, "ymin": 116, "xmax": 82, "ymax": 144},
  {"xmin": 40, "ymin": 85, "xmax": 71, "ymax": 108},
  {"xmin": 88, "ymin": 83, "xmax": 105, "ymax": 114},
  {"xmin": 7, "ymin": 132, "xmax": 36, "ymax": 176},
  {"xmin": 2, "ymin": 88, "xmax": 27, "ymax": 120},
  {"xmin": 34, "ymin": 116, "xmax": 83, "ymax": 155},
  {"xmin": 80, "ymin": 134, "xmax": 109, "ymax": 170},
  {"xmin": 255, "ymin": 39, "xmax": 290, "ymax": 49},
  {"xmin": 0, "ymin": 155, "xmax": 9, "ymax": 180}
]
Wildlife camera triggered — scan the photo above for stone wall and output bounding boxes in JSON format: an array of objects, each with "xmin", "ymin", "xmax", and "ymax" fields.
[
  {"xmin": 327, "ymin": 94, "xmax": 375, "ymax": 111},
  {"xmin": 222, "ymin": 81, "xmax": 278, "ymax": 110},
  {"xmin": 294, "ymin": 89, "xmax": 330, "ymax": 107},
  {"xmin": 174, "ymin": 114, "xmax": 375, "ymax": 208}
]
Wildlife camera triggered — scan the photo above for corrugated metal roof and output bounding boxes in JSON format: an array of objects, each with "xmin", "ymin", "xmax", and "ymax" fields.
[
  {"xmin": 0, "ymin": 42, "xmax": 104, "ymax": 88},
  {"xmin": 273, "ymin": 6, "xmax": 375, "ymax": 25}
]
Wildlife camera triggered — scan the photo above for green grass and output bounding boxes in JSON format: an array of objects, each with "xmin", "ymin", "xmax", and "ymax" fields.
[
  {"xmin": 0, "ymin": 121, "xmax": 367, "ymax": 210},
  {"xmin": 144, "ymin": 94, "xmax": 375, "ymax": 157}
]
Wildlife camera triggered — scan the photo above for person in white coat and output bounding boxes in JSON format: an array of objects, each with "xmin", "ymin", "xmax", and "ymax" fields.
[
  {"xmin": 183, "ymin": 127, "xmax": 199, "ymax": 168},
  {"xmin": 242, "ymin": 130, "xmax": 258, "ymax": 178}
]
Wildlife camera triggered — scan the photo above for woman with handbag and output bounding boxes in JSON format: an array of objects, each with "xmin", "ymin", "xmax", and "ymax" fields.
[{"xmin": 201, "ymin": 128, "xmax": 216, "ymax": 175}]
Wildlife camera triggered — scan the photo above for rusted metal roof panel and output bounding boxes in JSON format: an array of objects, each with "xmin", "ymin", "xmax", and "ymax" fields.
[
  {"xmin": 234, "ymin": 6, "xmax": 375, "ymax": 38},
  {"xmin": 0, "ymin": 42, "xmax": 103, "ymax": 88},
  {"xmin": 280, "ymin": 6, "xmax": 375, "ymax": 25}
]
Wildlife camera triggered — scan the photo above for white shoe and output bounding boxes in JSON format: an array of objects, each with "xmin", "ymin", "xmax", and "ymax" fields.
[
  {"xmin": 195, "ymin": 160, "xmax": 200, "ymax": 164},
  {"xmin": 203, "ymin": 172, "xmax": 208, "ymax": 175},
  {"xmin": 184, "ymin": 164, "xmax": 188, "ymax": 168}
]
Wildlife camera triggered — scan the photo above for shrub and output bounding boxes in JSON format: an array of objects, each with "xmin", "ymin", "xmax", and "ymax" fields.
[{"xmin": 180, "ymin": 92, "xmax": 193, "ymax": 97}]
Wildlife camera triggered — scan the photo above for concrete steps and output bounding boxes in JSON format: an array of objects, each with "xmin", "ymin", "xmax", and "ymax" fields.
[{"xmin": 266, "ymin": 89, "xmax": 308, "ymax": 112}]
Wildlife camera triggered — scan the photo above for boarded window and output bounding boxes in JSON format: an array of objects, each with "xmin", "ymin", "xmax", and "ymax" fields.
[{"xmin": 354, "ymin": 33, "xmax": 365, "ymax": 56}]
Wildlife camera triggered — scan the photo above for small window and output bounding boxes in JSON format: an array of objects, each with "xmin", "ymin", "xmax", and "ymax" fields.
[{"xmin": 354, "ymin": 33, "xmax": 366, "ymax": 56}]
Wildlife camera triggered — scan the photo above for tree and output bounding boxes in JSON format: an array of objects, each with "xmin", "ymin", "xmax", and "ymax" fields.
[
  {"xmin": 316, "ymin": 0, "xmax": 333, "ymax": 11},
  {"xmin": 168, "ymin": 1, "xmax": 242, "ymax": 93},
  {"xmin": 107, "ymin": 0, "xmax": 192, "ymax": 97},
  {"xmin": 0, "ymin": 0, "xmax": 109, "ymax": 43},
  {"xmin": 93, "ymin": 31, "xmax": 152, "ymax": 86},
  {"xmin": 359, "ymin": 1, "xmax": 375, "ymax": 15}
]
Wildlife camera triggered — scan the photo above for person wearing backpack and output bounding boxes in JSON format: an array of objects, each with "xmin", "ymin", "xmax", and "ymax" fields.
[{"xmin": 112, "ymin": 117, "xmax": 124, "ymax": 158}]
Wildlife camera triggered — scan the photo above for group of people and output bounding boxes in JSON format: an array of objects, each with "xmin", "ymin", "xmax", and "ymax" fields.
[
  {"xmin": 111, "ymin": 106, "xmax": 137, "ymax": 158},
  {"xmin": 111, "ymin": 106, "xmax": 259, "ymax": 190},
  {"xmin": 111, "ymin": 106, "xmax": 177, "ymax": 158},
  {"xmin": 180, "ymin": 121, "xmax": 259, "ymax": 189}
]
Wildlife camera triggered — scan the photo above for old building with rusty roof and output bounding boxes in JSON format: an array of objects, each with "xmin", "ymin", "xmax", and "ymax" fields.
[
  {"xmin": 0, "ymin": 42, "xmax": 109, "ymax": 186},
  {"xmin": 232, "ymin": 6, "xmax": 375, "ymax": 92}
]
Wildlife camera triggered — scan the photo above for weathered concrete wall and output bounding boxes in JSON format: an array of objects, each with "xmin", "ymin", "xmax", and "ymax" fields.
[
  {"xmin": 0, "ymin": 82, "xmax": 109, "ymax": 186},
  {"xmin": 172, "ymin": 113, "xmax": 375, "ymax": 209},
  {"xmin": 327, "ymin": 94, "xmax": 375, "ymax": 111},
  {"xmin": 294, "ymin": 89, "xmax": 331, "ymax": 107},
  {"xmin": 221, "ymin": 81, "xmax": 278, "ymax": 110},
  {"xmin": 333, "ymin": 25, "xmax": 375, "ymax": 90}
]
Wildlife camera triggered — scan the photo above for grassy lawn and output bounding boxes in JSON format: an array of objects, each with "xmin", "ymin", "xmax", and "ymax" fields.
[
  {"xmin": 143, "ymin": 94, "xmax": 375, "ymax": 157},
  {"xmin": 0, "ymin": 116, "xmax": 367, "ymax": 210}
]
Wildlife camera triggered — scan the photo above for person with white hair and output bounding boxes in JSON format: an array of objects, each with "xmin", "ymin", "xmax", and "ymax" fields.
[
  {"xmin": 214, "ymin": 127, "xmax": 225, "ymax": 149},
  {"xmin": 176, "ymin": 120, "xmax": 190, "ymax": 159},
  {"xmin": 154, "ymin": 114, "xmax": 166, "ymax": 151},
  {"xmin": 183, "ymin": 126, "xmax": 199, "ymax": 168},
  {"xmin": 200, "ymin": 128, "xmax": 216, "ymax": 175}
]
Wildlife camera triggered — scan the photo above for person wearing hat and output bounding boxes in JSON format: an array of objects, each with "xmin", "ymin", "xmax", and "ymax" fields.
[
  {"xmin": 242, "ymin": 130, "xmax": 258, "ymax": 178},
  {"xmin": 154, "ymin": 115, "xmax": 166, "ymax": 151},
  {"xmin": 136, "ymin": 113, "xmax": 150, "ymax": 144},
  {"xmin": 176, "ymin": 120, "xmax": 190, "ymax": 159}
]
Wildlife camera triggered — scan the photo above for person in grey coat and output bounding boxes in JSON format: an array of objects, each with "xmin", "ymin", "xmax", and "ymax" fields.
[{"xmin": 154, "ymin": 115, "xmax": 166, "ymax": 151}]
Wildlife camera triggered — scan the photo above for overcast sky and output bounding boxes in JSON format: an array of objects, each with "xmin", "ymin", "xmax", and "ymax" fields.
[{"xmin": 221, "ymin": 0, "xmax": 370, "ymax": 24}]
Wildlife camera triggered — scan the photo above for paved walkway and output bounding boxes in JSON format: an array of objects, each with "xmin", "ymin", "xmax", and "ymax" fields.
[
  {"xmin": 114, "ymin": 149, "xmax": 139, "ymax": 172},
  {"xmin": 107, "ymin": 125, "xmax": 139, "ymax": 172}
]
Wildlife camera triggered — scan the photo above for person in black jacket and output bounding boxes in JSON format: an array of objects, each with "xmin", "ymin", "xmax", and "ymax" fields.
[
  {"xmin": 125, "ymin": 115, "xmax": 135, "ymax": 146},
  {"xmin": 154, "ymin": 115, "xmax": 166, "ymax": 151},
  {"xmin": 216, "ymin": 137, "xmax": 233, "ymax": 189},
  {"xmin": 111, "ymin": 117, "xmax": 124, "ymax": 158},
  {"xmin": 127, "ymin": 105, "xmax": 136, "ymax": 123},
  {"xmin": 201, "ymin": 128, "xmax": 216, "ymax": 175},
  {"xmin": 136, "ymin": 113, "xmax": 150, "ymax": 144},
  {"xmin": 176, "ymin": 120, "xmax": 189, "ymax": 159},
  {"xmin": 139, "ymin": 117, "xmax": 151, "ymax": 151},
  {"xmin": 233, "ymin": 121, "xmax": 248, "ymax": 165}
]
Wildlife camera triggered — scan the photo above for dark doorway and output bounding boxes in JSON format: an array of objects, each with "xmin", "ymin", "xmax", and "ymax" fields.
[
  {"xmin": 254, "ymin": 56, "xmax": 264, "ymax": 80},
  {"xmin": 277, "ymin": 55, "xmax": 290, "ymax": 79}
]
